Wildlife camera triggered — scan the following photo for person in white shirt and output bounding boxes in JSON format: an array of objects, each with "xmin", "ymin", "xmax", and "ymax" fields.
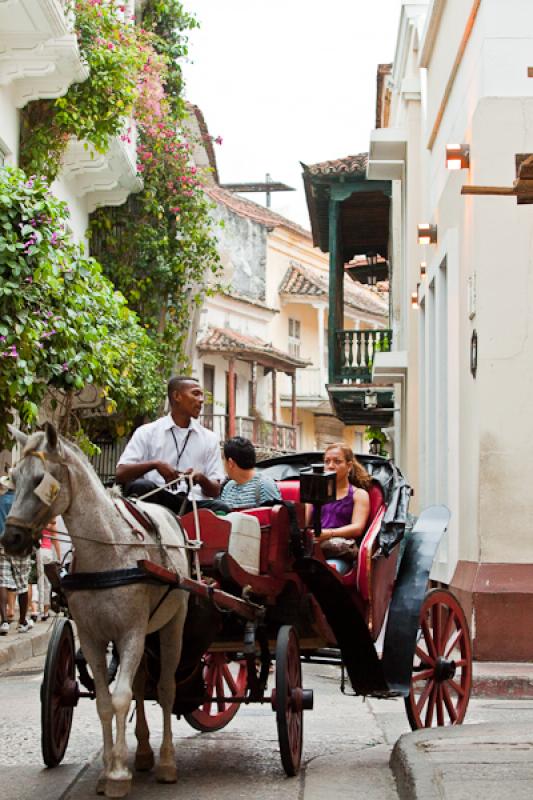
[{"xmin": 116, "ymin": 376, "xmax": 228, "ymax": 514}]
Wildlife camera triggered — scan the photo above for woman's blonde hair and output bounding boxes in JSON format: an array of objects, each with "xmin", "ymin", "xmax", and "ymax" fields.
[{"xmin": 324, "ymin": 442, "xmax": 373, "ymax": 490}]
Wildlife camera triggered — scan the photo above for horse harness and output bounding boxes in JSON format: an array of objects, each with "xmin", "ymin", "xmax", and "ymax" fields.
[{"xmin": 5, "ymin": 447, "xmax": 188, "ymax": 598}]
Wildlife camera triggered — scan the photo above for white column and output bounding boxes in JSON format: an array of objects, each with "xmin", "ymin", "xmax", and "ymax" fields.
[{"xmin": 314, "ymin": 303, "xmax": 326, "ymax": 395}]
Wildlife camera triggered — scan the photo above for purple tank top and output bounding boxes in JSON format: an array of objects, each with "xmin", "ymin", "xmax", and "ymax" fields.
[{"xmin": 319, "ymin": 484, "xmax": 354, "ymax": 528}]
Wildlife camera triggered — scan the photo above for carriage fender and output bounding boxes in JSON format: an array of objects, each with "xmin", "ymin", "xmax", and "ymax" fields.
[{"xmin": 381, "ymin": 505, "xmax": 450, "ymax": 695}]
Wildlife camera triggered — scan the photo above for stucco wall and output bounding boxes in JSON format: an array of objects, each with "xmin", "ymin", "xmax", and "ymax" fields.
[
  {"xmin": 212, "ymin": 204, "xmax": 268, "ymax": 301},
  {"xmin": 0, "ymin": 85, "xmax": 19, "ymax": 165}
]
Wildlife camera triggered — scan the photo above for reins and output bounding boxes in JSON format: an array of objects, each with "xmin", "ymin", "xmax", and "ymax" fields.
[{"xmin": 5, "ymin": 450, "xmax": 204, "ymax": 567}]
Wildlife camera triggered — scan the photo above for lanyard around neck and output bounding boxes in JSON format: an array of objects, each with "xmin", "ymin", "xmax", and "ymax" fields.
[{"xmin": 170, "ymin": 427, "xmax": 192, "ymax": 469}]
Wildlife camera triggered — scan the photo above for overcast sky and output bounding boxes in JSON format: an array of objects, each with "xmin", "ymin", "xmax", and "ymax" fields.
[{"xmin": 183, "ymin": 0, "xmax": 402, "ymax": 227}]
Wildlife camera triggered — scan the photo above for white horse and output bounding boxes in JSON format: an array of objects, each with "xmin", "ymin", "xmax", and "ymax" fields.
[{"xmin": 2, "ymin": 424, "xmax": 190, "ymax": 798}]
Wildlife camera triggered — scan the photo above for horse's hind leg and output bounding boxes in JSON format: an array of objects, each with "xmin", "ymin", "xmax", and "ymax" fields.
[
  {"xmin": 106, "ymin": 633, "xmax": 146, "ymax": 798},
  {"xmin": 155, "ymin": 602, "xmax": 188, "ymax": 784},
  {"xmin": 133, "ymin": 657, "xmax": 154, "ymax": 772}
]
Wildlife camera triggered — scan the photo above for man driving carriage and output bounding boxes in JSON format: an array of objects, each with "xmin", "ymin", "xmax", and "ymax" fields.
[{"xmin": 116, "ymin": 375, "xmax": 229, "ymax": 515}]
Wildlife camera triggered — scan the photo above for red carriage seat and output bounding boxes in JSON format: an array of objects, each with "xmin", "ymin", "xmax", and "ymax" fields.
[{"xmin": 277, "ymin": 480, "xmax": 300, "ymax": 502}]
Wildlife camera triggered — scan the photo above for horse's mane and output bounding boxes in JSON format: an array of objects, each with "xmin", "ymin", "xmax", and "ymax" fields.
[{"xmin": 24, "ymin": 429, "xmax": 106, "ymax": 488}]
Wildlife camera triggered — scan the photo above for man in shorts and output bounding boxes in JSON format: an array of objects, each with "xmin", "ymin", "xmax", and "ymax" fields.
[{"xmin": 0, "ymin": 487, "xmax": 33, "ymax": 634}]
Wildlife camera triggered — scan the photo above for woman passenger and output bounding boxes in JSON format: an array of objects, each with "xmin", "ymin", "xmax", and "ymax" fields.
[{"xmin": 309, "ymin": 443, "xmax": 372, "ymax": 560}]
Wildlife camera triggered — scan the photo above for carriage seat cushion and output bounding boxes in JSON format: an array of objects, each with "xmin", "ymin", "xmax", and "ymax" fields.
[{"xmin": 277, "ymin": 480, "xmax": 300, "ymax": 502}]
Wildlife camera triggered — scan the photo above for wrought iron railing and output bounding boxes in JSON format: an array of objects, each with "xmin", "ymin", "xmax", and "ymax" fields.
[{"xmin": 334, "ymin": 329, "xmax": 393, "ymax": 383}]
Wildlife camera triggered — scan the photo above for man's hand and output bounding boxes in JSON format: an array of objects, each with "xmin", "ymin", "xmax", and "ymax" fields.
[
  {"xmin": 155, "ymin": 462, "xmax": 182, "ymax": 484},
  {"xmin": 183, "ymin": 468, "xmax": 220, "ymax": 498}
]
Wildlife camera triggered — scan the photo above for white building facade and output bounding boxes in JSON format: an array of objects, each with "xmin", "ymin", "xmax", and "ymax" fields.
[{"xmin": 370, "ymin": 0, "xmax": 533, "ymax": 660}]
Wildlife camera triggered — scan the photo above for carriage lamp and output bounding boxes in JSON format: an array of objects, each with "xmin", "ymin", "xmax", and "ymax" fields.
[
  {"xmin": 446, "ymin": 143, "xmax": 470, "ymax": 170},
  {"xmin": 420, "ymin": 261, "xmax": 427, "ymax": 279},
  {"xmin": 300, "ymin": 465, "xmax": 336, "ymax": 539},
  {"xmin": 417, "ymin": 223, "xmax": 438, "ymax": 245}
]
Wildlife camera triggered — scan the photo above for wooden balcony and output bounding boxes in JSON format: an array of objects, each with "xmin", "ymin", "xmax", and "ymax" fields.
[
  {"xmin": 328, "ymin": 329, "xmax": 394, "ymax": 426},
  {"xmin": 334, "ymin": 328, "xmax": 392, "ymax": 384},
  {"xmin": 201, "ymin": 414, "xmax": 297, "ymax": 453}
]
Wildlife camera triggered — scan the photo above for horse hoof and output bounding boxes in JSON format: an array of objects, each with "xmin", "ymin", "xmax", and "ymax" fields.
[
  {"xmin": 155, "ymin": 764, "xmax": 177, "ymax": 784},
  {"xmin": 96, "ymin": 775, "xmax": 106, "ymax": 795},
  {"xmin": 135, "ymin": 751, "xmax": 155, "ymax": 772},
  {"xmin": 104, "ymin": 777, "xmax": 132, "ymax": 798}
]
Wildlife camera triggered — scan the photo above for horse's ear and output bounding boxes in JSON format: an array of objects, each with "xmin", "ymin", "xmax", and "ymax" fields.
[
  {"xmin": 7, "ymin": 425, "xmax": 28, "ymax": 446},
  {"xmin": 44, "ymin": 422, "xmax": 58, "ymax": 451}
]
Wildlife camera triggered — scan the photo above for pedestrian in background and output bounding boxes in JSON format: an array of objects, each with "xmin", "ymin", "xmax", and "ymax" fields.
[{"xmin": 0, "ymin": 484, "xmax": 33, "ymax": 634}]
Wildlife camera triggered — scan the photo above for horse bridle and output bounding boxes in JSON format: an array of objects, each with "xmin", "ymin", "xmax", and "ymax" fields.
[{"xmin": 5, "ymin": 448, "xmax": 69, "ymax": 546}]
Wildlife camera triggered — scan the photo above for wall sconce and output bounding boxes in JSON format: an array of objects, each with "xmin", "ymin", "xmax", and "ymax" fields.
[
  {"xmin": 417, "ymin": 223, "xmax": 438, "ymax": 245},
  {"xmin": 446, "ymin": 143, "xmax": 470, "ymax": 170},
  {"xmin": 420, "ymin": 261, "xmax": 427, "ymax": 279},
  {"xmin": 411, "ymin": 291, "xmax": 419, "ymax": 309}
]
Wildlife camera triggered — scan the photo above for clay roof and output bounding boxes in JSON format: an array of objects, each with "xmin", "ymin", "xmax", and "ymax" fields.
[
  {"xmin": 302, "ymin": 153, "xmax": 368, "ymax": 178},
  {"xmin": 205, "ymin": 185, "xmax": 311, "ymax": 239},
  {"xmin": 197, "ymin": 326, "xmax": 310, "ymax": 370},
  {"xmin": 279, "ymin": 260, "xmax": 388, "ymax": 319}
]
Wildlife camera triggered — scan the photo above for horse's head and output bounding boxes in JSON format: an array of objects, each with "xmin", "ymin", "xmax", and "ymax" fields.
[{"xmin": 2, "ymin": 423, "xmax": 69, "ymax": 557}]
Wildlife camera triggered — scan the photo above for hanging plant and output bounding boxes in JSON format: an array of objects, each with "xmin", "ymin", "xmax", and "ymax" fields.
[{"xmin": 20, "ymin": 0, "xmax": 159, "ymax": 180}]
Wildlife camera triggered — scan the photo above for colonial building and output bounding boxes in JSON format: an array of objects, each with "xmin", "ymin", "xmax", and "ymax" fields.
[
  {"xmin": 191, "ymin": 154, "xmax": 389, "ymax": 454},
  {"xmin": 366, "ymin": 0, "xmax": 533, "ymax": 660},
  {"xmin": 0, "ymin": 0, "xmax": 143, "ymax": 244}
]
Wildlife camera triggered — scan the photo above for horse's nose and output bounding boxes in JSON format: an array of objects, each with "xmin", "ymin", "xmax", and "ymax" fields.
[{"xmin": 2, "ymin": 526, "xmax": 25, "ymax": 556}]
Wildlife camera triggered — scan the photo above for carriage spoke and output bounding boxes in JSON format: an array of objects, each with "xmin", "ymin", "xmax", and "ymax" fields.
[
  {"xmin": 431, "ymin": 604, "xmax": 442, "ymax": 655},
  {"xmin": 222, "ymin": 663, "xmax": 238, "ymax": 696},
  {"xmin": 440, "ymin": 610, "xmax": 455, "ymax": 653},
  {"xmin": 415, "ymin": 676, "xmax": 434, "ymax": 715},
  {"xmin": 415, "ymin": 644, "xmax": 436, "ymax": 667},
  {"xmin": 216, "ymin": 672, "xmax": 225, "ymax": 712},
  {"xmin": 442, "ymin": 683, "xmax": 458, "ymax": 723},
  {"xmin": 445, "ymin": 628, "xmax": 463, "ymax": 658},
  {"xmin": 448, "ymin": 678, "xmax": 465, "ymax": 697},
  {"xmin": 425, "ymin": 684, "xmax": 437, "ymax": 727},
  {"xmin": 436, "ymin": 684, "xmax": 445, "ymax": 726},
  {"xmin": 412, "ymin": 668, "xmax": 435, "ymax": 683},
  {"xmin": 421, "ymin": 619, "xmax": 438, "ymax": 661}
]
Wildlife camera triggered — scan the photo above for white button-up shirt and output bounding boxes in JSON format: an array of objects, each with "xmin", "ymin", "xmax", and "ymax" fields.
[{"xmin": 117, "ymin": 415, "xmax": 224, "ymax": 501}]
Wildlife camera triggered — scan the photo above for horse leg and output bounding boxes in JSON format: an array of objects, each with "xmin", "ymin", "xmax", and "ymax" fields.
[
  {"xmin": 76, "ymin": 634, "xmax": 114, "ymax": 796},
  {"xmin": 155, "ymin": 603, "xmax": 187, "ymax": 784},
  {"xmin": 106, "ymin": 633, "xmax": 146, "ymax": 798},
  {"xmin": 133, "ymin": 656, "xmax": 154, "ymax": 772}
]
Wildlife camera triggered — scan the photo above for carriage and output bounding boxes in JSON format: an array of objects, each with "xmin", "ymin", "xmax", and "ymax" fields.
[{"xmin": 40, "ymin": 451, "xmax": 472, "ymax": 777}]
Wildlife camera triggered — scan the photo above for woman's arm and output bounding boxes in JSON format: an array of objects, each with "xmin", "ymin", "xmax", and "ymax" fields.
[{"xmin": 319, "ymin": 488, "xmax": 370, "ymax": 541}]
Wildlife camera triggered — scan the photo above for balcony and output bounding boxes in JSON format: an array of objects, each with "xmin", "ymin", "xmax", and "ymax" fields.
[
  {"xmin": 335, "ymin": 328, "xmax": 392, "ymax": 383},
  {"xmin": 0, "ymin": 0, "xmax": 89, "ymax": 108},
  {"xmin": 328, "ymin": 329, "xmax": 395, "ymax": 426},
  {"xmin": 60, "ymin": 129, "xmax": 142, "ymax": 212},
  {"xmin": 280, "ymin": 367, "xmax": 327, "ymax": 409},
  {"xmin": 201, "ymin": 414, "xmax": 297, "ymax": 453}
]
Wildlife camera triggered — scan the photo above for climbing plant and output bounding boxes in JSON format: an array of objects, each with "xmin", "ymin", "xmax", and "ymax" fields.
[{"xmin": 0, "ymin": 167, "xmax": 162, "ymax": 447}]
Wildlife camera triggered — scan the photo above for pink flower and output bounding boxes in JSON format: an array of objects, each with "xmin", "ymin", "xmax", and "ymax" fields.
[{"xmin": 214, "ymin": 136, "xmax": 223, "ymax": 145}]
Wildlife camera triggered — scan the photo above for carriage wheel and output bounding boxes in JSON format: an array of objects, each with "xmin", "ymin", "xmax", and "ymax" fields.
[
  {"xmin": 405, "ymin": 588, "xmax": 472, "ymax": 731},
  {"xmin": 41, "ymin": 618, "xmax": 78, "ymax": 767},
  {"xmin": 274, "ymin": 625, "xmax": 303, "ymax": 776},
  {"xmin": 184, "ymin": 653, "xmax": 247, "ymax": 732}
]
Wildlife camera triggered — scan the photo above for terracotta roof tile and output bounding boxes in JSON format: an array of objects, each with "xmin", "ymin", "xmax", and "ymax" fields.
[
  {"xmin": 302, "ymin": 153, "xmax": 368, "ymax": 177},
  {"xmin": 279, "ymin": 260, "xmax": 388, "ymax": 318},
  {"xmin": 197, "ymin": 326, "xmax": 310, "ymax": 369},
  {"xmin": 205, "ymin": 185, "xmax": 312, "ymax": 238}
]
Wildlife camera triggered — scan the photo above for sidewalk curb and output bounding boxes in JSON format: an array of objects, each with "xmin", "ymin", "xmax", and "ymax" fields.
[
  {"xmin": 390, "ymin": 730, "xmax": 440, "ymax": 800},
  {"xmin": 0, "ymin": 626, "xmax": 52, "ymax": 672}
]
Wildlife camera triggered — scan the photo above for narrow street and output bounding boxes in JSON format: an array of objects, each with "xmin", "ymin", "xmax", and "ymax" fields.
[{"xmin": 4, "ymin": 652, "xmax": 533, "ymax": 800}]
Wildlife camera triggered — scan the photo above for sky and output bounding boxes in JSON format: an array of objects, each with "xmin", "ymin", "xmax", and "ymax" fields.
[{"xmin": 183, "ymin": 0, "xmax": 403, "ymax": 228}]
